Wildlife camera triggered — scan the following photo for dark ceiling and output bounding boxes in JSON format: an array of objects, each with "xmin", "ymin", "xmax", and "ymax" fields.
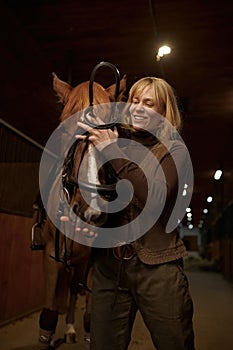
[{"xmin": 1, "ymin": 0, "xmax": 233, "ymax": 230}]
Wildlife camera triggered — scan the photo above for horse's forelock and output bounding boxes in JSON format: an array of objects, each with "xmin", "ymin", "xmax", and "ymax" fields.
[
  {"xmin": 60, "ymin": 81, "xmax": 111, "ymax": 122},
  {"xmin": 92, "ymin": 82, "xmax": 111, "ymax": 104}
]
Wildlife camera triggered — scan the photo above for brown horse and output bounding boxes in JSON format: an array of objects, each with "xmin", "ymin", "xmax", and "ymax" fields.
[{"xmin": 38, "ymin": 68, "xmax": 126, "ymax": 349}]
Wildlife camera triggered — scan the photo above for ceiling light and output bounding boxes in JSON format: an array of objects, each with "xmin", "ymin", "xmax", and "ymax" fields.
[
  {"xmin": 203, "ymin": 209, "xmax": 208, "ymax": 214},
  {"xmin": 188, "ymin": 224, "xmax": 193, "ymax": 229},
  {"xmin": 186, "ymin": 207, "xmax": 191, "ymax": 212},
  {"xmin": 214, "ymin": 169, "xmax": 222, "ymax": 180},
  {"xmin": 156, "ymin": 45, "xmax": 171, "ymax": 61},
  {"xmin": 187, "ymin": 212, "xmax": 192, "ymax": 218},
  {"xmin": 207, "ymin": 196, "xmax": 213, "ymax": 203}
]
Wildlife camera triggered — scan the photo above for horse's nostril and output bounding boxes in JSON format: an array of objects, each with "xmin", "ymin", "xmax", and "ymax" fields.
[
  {"xmin": 84, "ymin": 207, "xmax": 101, "ymax": 222},
  {"xmin": 72, "ymin": 203, "xmax": 79, "ymax": 214},
  {"xmin": 90, "ymin": 213, "xmax": 108, "ymax": 227}
]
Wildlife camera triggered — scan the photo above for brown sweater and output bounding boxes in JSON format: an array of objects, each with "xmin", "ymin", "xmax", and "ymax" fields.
[{"xmin": 101, "ymin": 130, "xmax": 191, "ymax": 264}]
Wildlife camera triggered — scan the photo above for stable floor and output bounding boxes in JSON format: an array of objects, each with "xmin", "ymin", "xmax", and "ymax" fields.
[{"xmin": 0, "ymin": 261, "xmax": 233, "ymax": 350}]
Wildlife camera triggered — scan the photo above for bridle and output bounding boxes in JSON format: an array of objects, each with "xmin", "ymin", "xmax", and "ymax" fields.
[
  {"xmin": 52, "ymin": 62, "xmax": 120, "ymax": 267},
  {"xmin": 67, "ymin": 61, "xmax": 121, "ymax": 196}
]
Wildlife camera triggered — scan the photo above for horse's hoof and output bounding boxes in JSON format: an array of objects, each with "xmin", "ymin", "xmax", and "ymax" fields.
[
  {"xmin": 64, "ymin": 332, "xmax": 76, "ymax": 344},
  {"xmin": 84, "ymin": 332, "xmax": 90, "ymax": 343},
  {"xmin": 38, "ymin": 329, "xmax": 54, "ymax": 349},
  {"xmin": 37, "ymin": 341, "xmax": 54, "ymax": 350},
  {"xmin": 38, "ymin": 340, "xmax": 54, "ymax": 349}
]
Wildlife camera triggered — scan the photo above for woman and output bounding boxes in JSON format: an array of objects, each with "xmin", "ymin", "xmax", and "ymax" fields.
[{"xmin": 78, "ymin": 76, "xmax": 195, "ymax": 350}]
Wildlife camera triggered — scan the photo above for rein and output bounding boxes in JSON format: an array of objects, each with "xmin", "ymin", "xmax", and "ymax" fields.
[
  {"xmin": 84, "ymin": 61, "xmax": 121, "ymax": 129},
  {"xmin": 51, "ymin": 137, "xmax": 89, "ymax": 267}
]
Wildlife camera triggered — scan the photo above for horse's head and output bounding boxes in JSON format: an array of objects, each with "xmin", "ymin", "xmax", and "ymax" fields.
[
  {"xmin": 52, "ymin": 70, "xmax": 127, "ymax": 232},
  {"xmin": 52, "ymin": 72, "xmax": 127, "ymax": 122}
]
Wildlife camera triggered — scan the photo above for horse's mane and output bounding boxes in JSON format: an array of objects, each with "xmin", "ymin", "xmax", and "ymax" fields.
[{"xmin": 60, "ymin": 81, "xmax": 111, "ymax": 122}]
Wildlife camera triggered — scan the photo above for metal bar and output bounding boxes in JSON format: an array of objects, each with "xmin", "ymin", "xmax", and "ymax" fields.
[{"xmin": 0, "ymin": 117, "xmax": 57, "ymax": 159}]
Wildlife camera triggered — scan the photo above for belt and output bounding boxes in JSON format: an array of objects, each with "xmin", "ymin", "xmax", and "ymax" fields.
[{"xmin": 96, "ymin": 244, "xmax": 136, "ymax": 261}]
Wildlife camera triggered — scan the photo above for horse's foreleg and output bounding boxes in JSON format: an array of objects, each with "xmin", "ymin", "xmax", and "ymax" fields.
[
  {"xmin": 38, "ymin": 252, "xmax": 60, "ymax": 349},
  {"xmin": 38, "ymin": 308, "xmax": 58, "ymax": 349},
  {"xmin": 64, "ymin": 290, "xmax": 78, "ymax": 344},
  {"xmin": 83, "ymin": 290, "xmax": 91, "ymax": 344},
  {"xmin": 83, "ymin": 266, "xmax": 92, "ymax": 344},
  {"xmin": 64, "ymin": 264, "xmax": 88, "ymax": 344}
]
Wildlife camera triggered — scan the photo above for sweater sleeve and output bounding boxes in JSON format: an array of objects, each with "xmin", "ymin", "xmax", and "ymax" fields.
[{"xmin": 101, "ymin": 140, "xmax": 191, "ymax": 216}]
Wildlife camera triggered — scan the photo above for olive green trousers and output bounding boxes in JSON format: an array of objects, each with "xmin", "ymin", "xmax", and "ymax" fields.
[{"xmin": 90, "ymin": 254, "xmax": 195, "ymax": 350}]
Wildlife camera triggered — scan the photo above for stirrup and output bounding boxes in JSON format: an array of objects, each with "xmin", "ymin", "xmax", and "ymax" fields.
[{"xmin": 31, "ymin": 223, "xmax": 45, "ymax": 250}]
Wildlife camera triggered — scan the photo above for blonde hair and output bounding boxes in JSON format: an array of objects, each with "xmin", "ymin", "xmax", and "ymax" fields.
[{"xmin": 128, "ymin": 77, "xmax": 181, "ymax": 131}]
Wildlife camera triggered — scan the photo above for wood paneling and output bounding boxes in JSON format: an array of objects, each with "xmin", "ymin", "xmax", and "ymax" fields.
[{"xmin": 0, "ymin": 213, "xmax": 45, "ymax": 324}]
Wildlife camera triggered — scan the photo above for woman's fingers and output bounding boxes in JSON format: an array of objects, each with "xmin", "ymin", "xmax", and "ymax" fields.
[
  {"xmin": 76, "ymin": 121, "xmax": 93, "ymax": 140},
  {"xmin": 77, "ymin": 121, "xmax": 91, "ymax": 132},
  {"xmin": 75, "ymin": 134, "xmax": 87, "ymax": 140},
  {"xmin": 76, "ymin": 121, "xmax": 118, "ymax": 150},
  {"xmin": 76, "ymin": 226, "xmax": 98, "ymax": 238},
  {"xmin": 113, "ymin": 126, "xmax": 119, "ymax": 137}
]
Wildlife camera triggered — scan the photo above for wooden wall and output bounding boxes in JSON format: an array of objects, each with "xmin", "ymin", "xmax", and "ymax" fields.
[{"xmin": 0, "ymin": 213, "xmax": 45, "ymax": 325}]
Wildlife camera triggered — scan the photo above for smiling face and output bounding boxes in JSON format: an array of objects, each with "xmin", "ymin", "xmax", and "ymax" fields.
[{"xmin": 129, "ymin": 86, "xmax": 163, "ymax": 131}]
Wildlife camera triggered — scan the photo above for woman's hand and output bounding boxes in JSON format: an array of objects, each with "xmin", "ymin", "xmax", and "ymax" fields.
[
  {"xmin": 60, "ymin": 215, "xmax": 98, "ymax": 239},
  {"xmin": 76, "ymin": 122, "xmax": 118, "ymax": 151}
]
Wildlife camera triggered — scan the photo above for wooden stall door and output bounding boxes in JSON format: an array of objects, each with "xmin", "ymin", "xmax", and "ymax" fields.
[{"xmin": 0, "ymin": 213, "xmax": 45, "ymax": 325}]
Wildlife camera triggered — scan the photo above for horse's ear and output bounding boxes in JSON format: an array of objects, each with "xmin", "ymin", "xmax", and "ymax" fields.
[
  {"xmin": 52, "ymin": 72, "xmax": 72, "ymax": 105},
  {"xmin": 106, "ymin": 74, "xmax": 127, "ymax": 101}
]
